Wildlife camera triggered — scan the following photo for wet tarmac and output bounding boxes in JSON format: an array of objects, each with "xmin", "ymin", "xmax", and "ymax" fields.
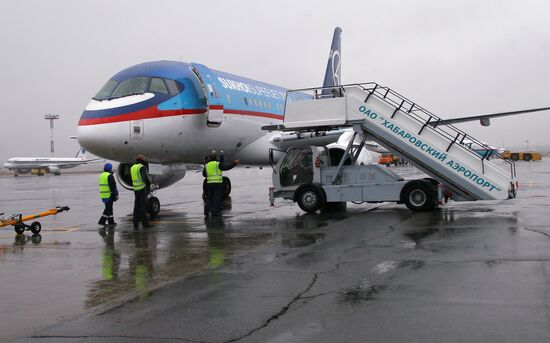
[{"xmin": 1, "ymin": 160, "xmax": 550, "ymax": 342}]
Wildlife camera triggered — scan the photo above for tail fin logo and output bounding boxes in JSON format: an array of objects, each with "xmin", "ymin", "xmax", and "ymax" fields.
[
  {"xmin": 322, "ymin": 27, "xmax": 342, "ymax": 93},
  {"xmin": 331, "ymin": 50, "xmax": 341, "ymax": 86}
]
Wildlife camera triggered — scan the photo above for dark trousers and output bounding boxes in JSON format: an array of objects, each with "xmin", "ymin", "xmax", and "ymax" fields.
[
  {"xmin": 99, "ymin": 200, "xmax": 115, "ymax": 225},
  {"xmin": 204, "ymin": 183, "xmax": 223, "ymax": 216},
  {"xmin": 133, "ymin": 189, "xmax": 149, "ymax": 227}
]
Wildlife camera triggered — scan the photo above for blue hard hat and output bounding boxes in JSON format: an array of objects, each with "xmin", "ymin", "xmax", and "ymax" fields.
[{"xmin": 104, "ymin": 163, "xmax": 113, "ymax": 172}]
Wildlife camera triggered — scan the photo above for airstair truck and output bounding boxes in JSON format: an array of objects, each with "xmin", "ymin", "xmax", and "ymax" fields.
[
  {"xmin": 263, "ymin": 83, "xmax": 517, "ymax": 213},
  {"xmin": 269, "ymin": 143, "xmax": 441, "ymax": 213}
]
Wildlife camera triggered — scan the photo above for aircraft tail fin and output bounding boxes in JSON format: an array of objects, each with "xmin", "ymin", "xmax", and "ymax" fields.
[{"xmin": 321, "ymin": 27, "xmax": 342, "ymax": 95}]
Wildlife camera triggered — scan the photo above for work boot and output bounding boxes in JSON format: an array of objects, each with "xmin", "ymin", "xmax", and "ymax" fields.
[{"xmin": 98, "ymin": 219, "xmax": 107, "ymax": 226}]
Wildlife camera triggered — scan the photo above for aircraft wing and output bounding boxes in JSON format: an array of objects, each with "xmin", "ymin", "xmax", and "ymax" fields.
[
  {"xmin": 268, "ymin": 129, "xmax": 391, "ymax": 154},
  {"xmin": 431, "ymin": 106, "xmax": 550, "ymax": 127},
  {"xmin": 82, "ymin": 158, "xmax": 103, "ymax": 164},
  {"xmin": 269, "ymin": 130, "xmax": 345, "ymax": 150}
]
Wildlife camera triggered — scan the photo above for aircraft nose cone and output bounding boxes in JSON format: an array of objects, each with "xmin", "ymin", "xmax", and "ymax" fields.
[{"xmin": 77, "ymin": 122, "xmax": 114, "ymax": 160}]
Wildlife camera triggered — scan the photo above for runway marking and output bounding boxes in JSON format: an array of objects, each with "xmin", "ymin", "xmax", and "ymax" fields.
[{"xmin": 0, "ymin": 225, "xmax": 80, "ymax": 240}]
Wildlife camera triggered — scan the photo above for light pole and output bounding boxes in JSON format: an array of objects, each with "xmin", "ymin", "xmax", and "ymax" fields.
[{"xmin": 44, "ymin": 114, "xmax": 59, "ymax": 156}]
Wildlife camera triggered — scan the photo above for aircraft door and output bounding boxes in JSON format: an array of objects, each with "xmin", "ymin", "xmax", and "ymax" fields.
[{"xmin": 191, "ymin": 62, "xmax": 225, "ymax": 127}]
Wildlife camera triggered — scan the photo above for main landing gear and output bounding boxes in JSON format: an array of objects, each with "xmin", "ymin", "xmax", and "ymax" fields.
[{"xmin": 202, "ymin": 176, "xmax": 232, "ymax": 200}]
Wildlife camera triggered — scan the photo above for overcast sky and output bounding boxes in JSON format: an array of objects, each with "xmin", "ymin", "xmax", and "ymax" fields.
[{"xmin": 1, "ymin": 0, "xmax": 549, "ymax": 163}]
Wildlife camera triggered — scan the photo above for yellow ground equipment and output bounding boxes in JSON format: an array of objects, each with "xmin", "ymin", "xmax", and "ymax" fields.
[
  {"xmin": 0, "ymin": 206, "xmax": 70, "ymax": 234},
  {"xmin": 501, "ymin": 151, "xmax": 542, "ymax": 161},
  {"xmin": 378, "ymin": 153, "xmax": 401, "ymax": 166}
]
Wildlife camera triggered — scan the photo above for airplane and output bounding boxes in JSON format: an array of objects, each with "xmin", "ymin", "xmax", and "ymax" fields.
[
  {"xmin": 3, "ymin": 148, "xmax": 100, "ymax": 176},
  {"xmin": 76, "ymin": 27, "xmax": 550, "ymax": 216},
  {"xmin": 460, "ymin": 139, "xmax": 498, "ymax": 159}
]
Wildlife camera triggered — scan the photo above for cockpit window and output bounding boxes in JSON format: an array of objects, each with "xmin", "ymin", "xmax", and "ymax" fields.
[
  {"xmin": 165, "ymin": 79, "xmax": 183, "ymax": 95},
  {"xmin": 149, "ymin": 78, "xmax": 168, "ymax": 94},
  {"xmin": 93, "ymin": 77, "xmax": 184, "ymax": 101},
  {"xmin": 93, "ymin": 80, "xmax": 119, "ymax": 101},
  {"xmin": 110, "ymin": 77, "xmax": 149, "ymax": 99}
]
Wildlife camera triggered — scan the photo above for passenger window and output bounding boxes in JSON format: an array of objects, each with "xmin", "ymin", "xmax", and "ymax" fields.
[
  {"xmin": 149, "ymin": 78, "xmax": 168, "ymax": 94},
  {"xmin": 244, "ymin": 97, "xmax": 248, "ymax": 106}
]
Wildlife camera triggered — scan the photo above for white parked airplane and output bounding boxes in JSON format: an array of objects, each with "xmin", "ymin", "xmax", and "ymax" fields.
[
  {"xmin": 3, "ymin": 148, "xmax": 100, "ymax": 176},
  {"xmin": 76, "ymin": 27, "xmax": 550, "ymax": 215}
]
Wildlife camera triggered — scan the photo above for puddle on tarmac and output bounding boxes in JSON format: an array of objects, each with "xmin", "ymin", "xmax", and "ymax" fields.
[
  {"xmin": 399, "ymin": 260, "xmax": 425, "ymax": 270},
  {"xmin": 404, "ymin": 228, "xmax": 439, "ymax": 243},
  {"xmin": 282, "ymin": 233, "xmax": 326, "ymax": 248},
  {"xmin": 340, "ymin": 282, "xmax": 388, "ymax": 304}
]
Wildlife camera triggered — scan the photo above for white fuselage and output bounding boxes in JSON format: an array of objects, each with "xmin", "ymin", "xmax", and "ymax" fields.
[
  {"xmin": 3, "ymin": 157, "xmax": 86, "ymax": 173},
  {"xmin": 77, "ymin": 110, "xmax": 280, "ymax": 165}
]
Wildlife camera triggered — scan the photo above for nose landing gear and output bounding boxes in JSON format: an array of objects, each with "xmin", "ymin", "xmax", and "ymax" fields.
[
  {"xmin": 202, "ymin": 176, "xmax": 232, "ymax": 200},
  {"xmin": 148, "ymin": 196, "xmax": 160, "ymax": 218}
]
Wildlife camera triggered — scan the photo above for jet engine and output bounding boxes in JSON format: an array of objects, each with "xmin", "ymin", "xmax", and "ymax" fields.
[
  {"xmin": 116, "ymin": 163, "xmax": 187, "ymax": 190},
  {"xmin": 326, "ymin": 131, "xmax": 380, "ymax": 166},
  {"xmin": 48, "ymin": 166, "xmax": 61, "ymax": 175}
]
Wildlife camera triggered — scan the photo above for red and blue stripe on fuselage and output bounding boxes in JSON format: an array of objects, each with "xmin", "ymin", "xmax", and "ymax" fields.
[{"xmin": 78, "ymin": 60, "xmax": 294, "ymax": 126}]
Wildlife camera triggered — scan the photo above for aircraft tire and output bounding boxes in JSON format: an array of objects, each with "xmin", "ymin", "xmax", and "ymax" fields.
[
  {"xmin": 402, "ymin": 180, "xmax": 435, "ymax": 212},
  {"xmin": 202, "ymin": 177, "xmax": 231, "ymax": 200},
  {"xmin": 222, "ymin": 177, "xmax": 231, "ymax": 198},
  {"xmin": 30, "ymin": 221, "xmax": 42, "ymax": 234},
  {"xmin": 148, "ymin": 196, "xmax": 160, "ymax": 218}
]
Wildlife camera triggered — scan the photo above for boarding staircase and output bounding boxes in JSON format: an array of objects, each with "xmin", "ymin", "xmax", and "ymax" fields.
[{"xmin": 278, "ymin": 83, "xmax": 517, "ymax": 201}]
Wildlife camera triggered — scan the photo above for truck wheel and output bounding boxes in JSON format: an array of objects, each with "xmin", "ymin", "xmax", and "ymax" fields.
[
  {"xmin": 30, "ymin": 221, "xmax": 42, "ymax": 234},
  {"xmin": 402, "ymin": 180, "xmax": 435, "ymax": 212},
  {"xmin": 423, "ymin": 178, "xmax": 438, "ymax": 188},
  {"xmin": 148, "ymin": 196, "xmax": 160, "ymax": 218},
  {"xmin": 296, "ymin": 185, "xmax": 325, "ymax": 213}
]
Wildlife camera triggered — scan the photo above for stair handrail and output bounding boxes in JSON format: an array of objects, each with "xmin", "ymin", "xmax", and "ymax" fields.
[
  {"xmin": 353, "ymin": 83, "xmax": 515, "ymax": 179},
  {"xmin": 285, "ymin": 83, "xmax": 516, "ymax": 179}
]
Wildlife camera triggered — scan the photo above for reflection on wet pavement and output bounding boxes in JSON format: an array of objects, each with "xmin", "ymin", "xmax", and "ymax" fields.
[{"xmin": 0, "ymin": 161, "xmax": 548, "ymax": 341}]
